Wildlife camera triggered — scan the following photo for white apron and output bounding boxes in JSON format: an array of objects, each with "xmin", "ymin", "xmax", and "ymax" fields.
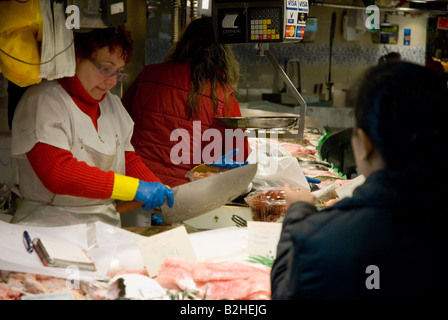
[{"xmin": 10, "ymin": 80, "xmax": 135, "ymax": 227}]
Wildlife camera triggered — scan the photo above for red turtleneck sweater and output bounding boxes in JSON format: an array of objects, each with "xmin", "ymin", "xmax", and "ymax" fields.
[{"xmin": 26, "ymin": 76, "xmax": 160, "ymax": 199}]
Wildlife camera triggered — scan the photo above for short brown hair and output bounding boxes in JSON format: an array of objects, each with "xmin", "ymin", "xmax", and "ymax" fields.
[{"xmin": 74, "ymin": 25, "xmax": 134, "ymax": 64}]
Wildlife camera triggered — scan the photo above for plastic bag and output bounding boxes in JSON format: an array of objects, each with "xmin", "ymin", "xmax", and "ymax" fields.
[
  {"xmin": 0, "ymin": 0, "xmax": 43, "ymax": 87},
  {"xmin": 247, "ymin": 138, "xmax": 310, "ymax": 191}
]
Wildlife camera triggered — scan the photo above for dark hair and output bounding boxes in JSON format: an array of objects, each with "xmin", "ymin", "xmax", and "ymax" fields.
[
  {"xmin": 164, "ymin": 16, "xmax": 240, "ymax": 119},
  {"xmin": 74, "ymin": 25, "xmax": 134, "ymax": 64},
  {"xmin": 378, "ymin": 52, "xmax": 401, "ymax": 65},
  {"xmin": 355, "ymin": 61, "xmax": 448, "ymax": 172}
]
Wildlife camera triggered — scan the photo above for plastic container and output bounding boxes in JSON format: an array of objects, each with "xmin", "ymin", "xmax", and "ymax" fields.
[{"xmin": 244, "ymin": 188, "xmax": 287, "ymax": 222}]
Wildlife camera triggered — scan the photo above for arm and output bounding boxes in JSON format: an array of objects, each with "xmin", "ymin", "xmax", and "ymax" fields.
[
  {"xmin": 125, "ymin": 151, "xmax": 161, "ymax": 183},
  {"xmin": 27, "ymin": 142, "xmax": 114, "ymax": 199},
  {"xmin": 271, "ymin": 201, "xmax": 318, "ymax": 299},
  {"xmin": 27, "ymin": 143, "xmax": 173, "ymax": 209}
]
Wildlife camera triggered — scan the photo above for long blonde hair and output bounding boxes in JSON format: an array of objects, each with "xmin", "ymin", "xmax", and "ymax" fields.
[{"xmin": 164, "ymin": 16, "xmax": 240, "ymax": 119}]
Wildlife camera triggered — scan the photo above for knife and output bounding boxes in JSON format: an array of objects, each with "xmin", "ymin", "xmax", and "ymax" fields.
[{"xmin": 116, "ymin": 164, "xmax": 257, "ymax": 224}]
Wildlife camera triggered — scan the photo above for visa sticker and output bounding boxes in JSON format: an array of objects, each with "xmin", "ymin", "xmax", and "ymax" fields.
[{"xmin": 287, "ymin": 0, "xmax": 298, "ymax": 9}]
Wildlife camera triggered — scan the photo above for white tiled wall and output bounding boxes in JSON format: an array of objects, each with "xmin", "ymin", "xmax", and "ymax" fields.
[{"xmin": 234, "ymin": 6, "xmax": 427, "ymax": 102}]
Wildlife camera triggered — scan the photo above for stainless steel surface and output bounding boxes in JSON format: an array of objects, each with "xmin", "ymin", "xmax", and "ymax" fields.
[
  {"xmin": 216, "ymin": 116, "xmax": 299, "ymax": 130},
  {"xmin": 159, "ymin": 164, "xmax": 258, "ymax": 224}
]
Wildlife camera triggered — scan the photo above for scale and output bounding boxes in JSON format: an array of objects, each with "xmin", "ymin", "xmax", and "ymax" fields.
[
  {"xmin": 212, "ymin": 0, "xmax": 309, "ymax": 139},
  {"xmin": 215, "ymin": 111, "xmax": 302, "ymax": 139}
]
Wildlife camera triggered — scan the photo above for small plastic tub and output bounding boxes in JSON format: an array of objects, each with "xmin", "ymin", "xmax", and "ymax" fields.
[{"xmin": 244, "ymin": 188, "xmax": 287, "ymax": 222}]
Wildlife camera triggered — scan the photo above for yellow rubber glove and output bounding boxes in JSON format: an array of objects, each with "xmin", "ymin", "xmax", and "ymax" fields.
[
  {"xmin": 111, "ymin": 174, "xmax": 174, "ymax": 209},
  {"xmin": 111, "ymin": 174, "xmax": 139, "ymax": 201}
]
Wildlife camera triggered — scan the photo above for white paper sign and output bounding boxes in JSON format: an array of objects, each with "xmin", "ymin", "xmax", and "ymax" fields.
[
  {"xmin": 247, "ymin": 221, "xmax": 282, "ymax": 260},
  {"xmin": 335, "ymin": 174, "xmax": 366, "ymax": 199},
  {"xmin": 137, "ymin": 226, "xmax": 198, "ymax": 277}
]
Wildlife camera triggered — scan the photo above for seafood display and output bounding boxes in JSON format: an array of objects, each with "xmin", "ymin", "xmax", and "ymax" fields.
[
  {"xmin": 280, "ymin": 143, "xmax": 317, "ymax": 156},
  {"xmin": 155, "ymin": 256, "xmax": 271, "ymax": 300},
  {"xmin": 1, "ymin": 259, "xmax": 271, "ymax": 301},
  {"xmin": 0, "ymin": 124, "xmax": 352, "ymax": 301},
  {"xmin": 243, "ymin": 127, "xmax": 350, "ymax": 211},
  {"xmin": 0, "ymin": 270, "xmax": 124, "ymax": 300}
]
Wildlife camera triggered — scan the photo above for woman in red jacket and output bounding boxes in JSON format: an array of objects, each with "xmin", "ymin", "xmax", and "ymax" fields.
[{"xmin": 122, "ymin": 17, "xmax": 250, "ymax": 187}]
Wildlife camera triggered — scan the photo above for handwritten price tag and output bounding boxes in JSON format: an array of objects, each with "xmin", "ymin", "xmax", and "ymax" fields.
[
  {"xmin": 247, "ymin": 221, "xmax": 282, "ymax": 260},
  {"xmin": 137, "ymin": 226, "xmax": 198, "ymax": 277}
]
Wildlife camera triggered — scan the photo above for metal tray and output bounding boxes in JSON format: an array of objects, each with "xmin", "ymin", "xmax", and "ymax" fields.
[{"xmin": 216, "ymin": 116, "xmax": 299, "ymax": 130}]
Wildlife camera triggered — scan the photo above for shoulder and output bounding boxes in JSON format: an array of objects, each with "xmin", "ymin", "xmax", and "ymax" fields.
[
  {"xmin": 16, "ymin": 80, "xmax": 68, "ymax": 114},
  {"xmin": 140, "ymin": 62, "xmax": 190, "ymax": 80},
  {"xmin": 289, "ymin": 198, "xmax": 391, "ymax": 249},
  {"xmin": 134, "ymin": 62, "xmax": 192, "ymax": 93},
  {"xmin": 22, "ymin": 80, "xmax": 65, "ymax": 99}
]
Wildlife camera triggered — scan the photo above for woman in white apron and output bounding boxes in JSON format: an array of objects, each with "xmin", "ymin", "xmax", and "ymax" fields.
[{"xmin": 10, "ymin": 26, "xmax": 173, "ymax": 227}]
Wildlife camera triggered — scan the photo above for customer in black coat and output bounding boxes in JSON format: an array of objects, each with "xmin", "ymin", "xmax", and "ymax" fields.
[{"xmin": 271, "ymin": 61, "xmax": 448, "ymax": 299}]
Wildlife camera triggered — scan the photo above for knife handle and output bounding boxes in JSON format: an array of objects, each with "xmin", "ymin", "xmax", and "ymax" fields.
[{"xmin": 116, "ymin": 200, "xmax": 143, "ymax": 213}]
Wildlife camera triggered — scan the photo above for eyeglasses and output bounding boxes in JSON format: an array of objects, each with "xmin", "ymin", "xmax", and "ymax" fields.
[{"xmin": 90, "ymin": 60, "xmax": 128, "ymax": 82}]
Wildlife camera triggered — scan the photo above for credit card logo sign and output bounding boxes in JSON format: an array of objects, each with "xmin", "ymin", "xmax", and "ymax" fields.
[
  {"xmin": 296, "ymin": 25, "xmax": 305, "ymax": 38},
  {"xmin": 287, "ymin": 0, "xmax": 298, "ymax": 8},
  {"xmin": 298, "ymin": 0, "xmax": 308, "ymax": 9},
  {"xmin": 288, "ymin": 11, "xmax": 297, "ymax": 24},
  {"xmin": 286, "ymin": 25, "xmax": 296, "ymax": 37}
]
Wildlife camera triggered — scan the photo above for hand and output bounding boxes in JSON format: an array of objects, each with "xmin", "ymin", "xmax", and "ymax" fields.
[
  {"xmin": 283, "ymin": 183, "xmax": 316, "ymax": 209},
  {"xmin": 210, "ymin": 149, "xmax": 248, "ymax": 169},
  {"xmin": 134, "ymin": 181, "xmax": 174, "ymax": 210}
]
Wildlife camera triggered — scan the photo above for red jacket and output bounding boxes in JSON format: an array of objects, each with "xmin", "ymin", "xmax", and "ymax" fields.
[{"xmin": 122, "ymin": 62, "xmax": 250, "ymax": 187}]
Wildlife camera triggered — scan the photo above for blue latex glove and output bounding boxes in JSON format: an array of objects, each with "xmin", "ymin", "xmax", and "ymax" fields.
[
  {"xmin": 209, "ymin": 149, "xmax": 248, "ymax": 169},
  {"xmin": 305, "ymin": 176, "xmax": 321, "ymax": 184},
  {"xmin": 134, "ymin": 181, "xmax": 174, "ymax": 210},
  {"xmin": 151, "ymin": 214, "xmax": 164, "ymax": 225}
]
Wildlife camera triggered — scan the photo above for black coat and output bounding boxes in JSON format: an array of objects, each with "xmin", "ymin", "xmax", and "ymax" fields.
[{"xmin": 271, "ymin": 169, "xmax": 448, "ymax": 300}]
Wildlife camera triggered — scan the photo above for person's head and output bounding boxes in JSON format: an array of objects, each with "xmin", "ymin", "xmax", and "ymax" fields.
[
  {"xmin": 351, "ymin": 61, "xmax": 448, "ymax": 177},
  {"xmin": 74, "ymin": 25, "xmax": 134, "ymax": 99},
  {"xmin": 164, "ymin": 16, "xmax": 240, "ymax": 118},
  {"xmin": 378, "ymin": 52, "xmax": 401, "ymax": 65}
]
